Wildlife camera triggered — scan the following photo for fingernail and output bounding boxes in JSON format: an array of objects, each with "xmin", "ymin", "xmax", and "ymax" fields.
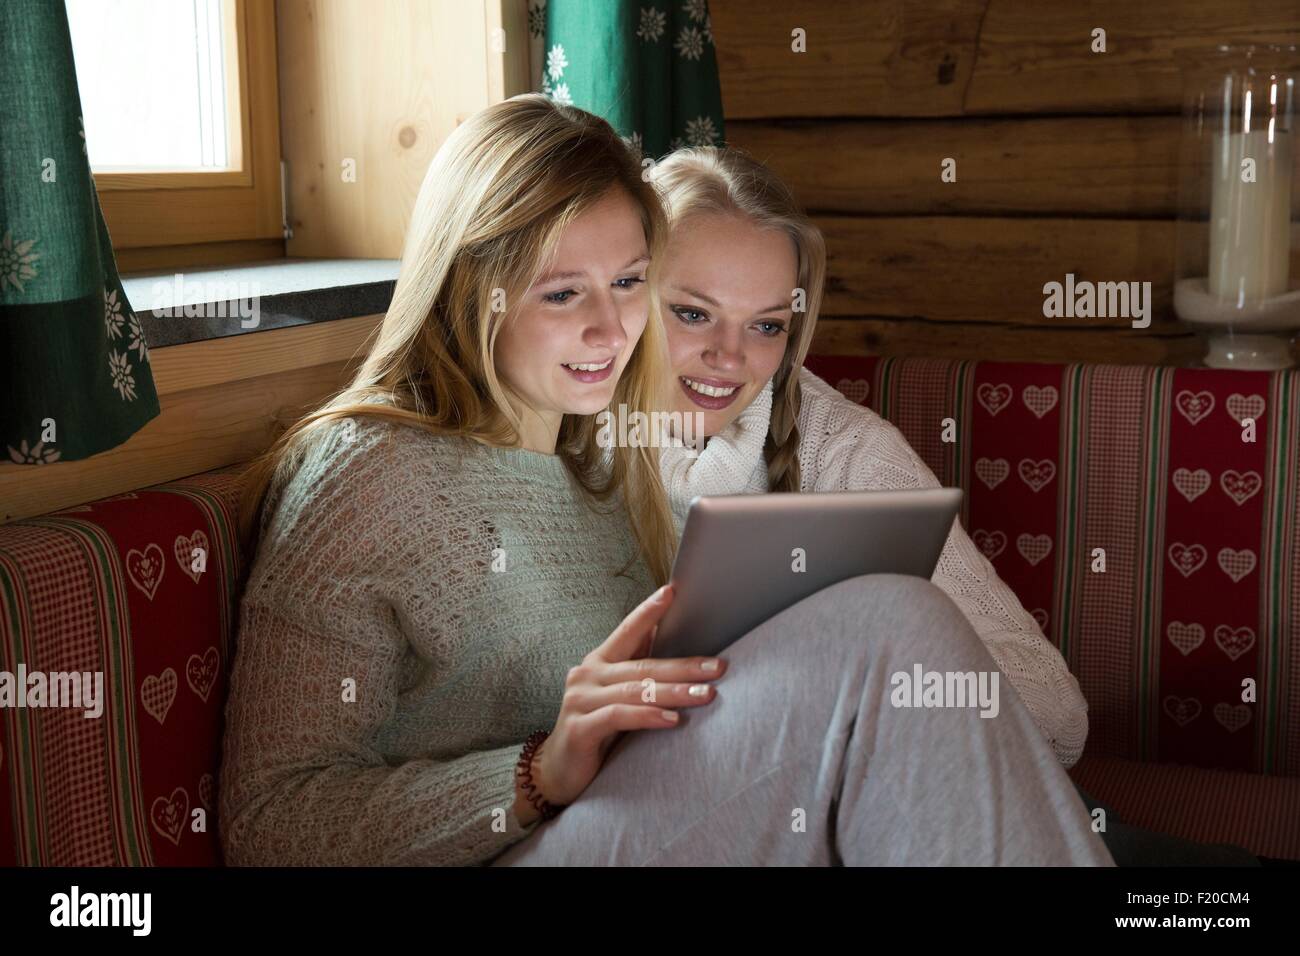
[
  {"xmin": 701, "ymin": 659, "xmax": 720, "ymax": 672},
  {"xmin": 662, "ymin": 709, "xmax": 679, "ymax": 723},
  {"xmin": 688, "ymin": 684, "xmax": 709, "ymax": 697},
  {"xmin": 653, "ymin": 585, "xmax": 670, "ymax": 603}
]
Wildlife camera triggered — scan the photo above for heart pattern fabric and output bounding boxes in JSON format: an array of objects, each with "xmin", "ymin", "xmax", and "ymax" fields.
[
  {"xmin": 977, "ymin": 383, "xmax": 1013, "ymax": 417},
  {"xmin": 1163, "ymin": 695, "xmax": 1202, "ymax": 727},
  {"xmin": 975, "ymin": 458, "xmax": 1010, "ymax": 490},
  {"xmin": 1171, "ymin": 467, "xmax": 1211, "ymax": 502},
  {"xmin": 1225, "ymin": 393, "xmax": 1265, "ymax": 425},
  {"xmin": 1217, "ymin": 548, "xmax": 1256, "ymax": 583},
  {"xmin": 1016, "ymin": 533, "xmax": 1052, "ymax": 566},
  {"xmin": 1167, "ymin": 542, "xmax": 1207, "ymax": 578},
  {"xmin": 1213, "ymin": 625, "xmax": 1256, "ymax": 662},
  {"xmin": 835, "ymin": 378, "xmax": 870, "ymax": 405},
  {"xmin": 173, "ymin": 530, "xmax": 210, "ymax": 583},
  {"xmin": 151, "ymin": 788, "xmax": 189, "ymax": 846},
  {"xmin": 1213, "ymin": 703, "xmax": 1251, "ymax": 733},
  {"xmin": 1219, "ymin": 470, "xmax": 1261, "ymax": 506},
  {"xmin": 186, "ymin": 647, "xmax": 220, "ymax": 703},
  {"xmin": 1166, "ymin": 621, "xmax": 1205, "ymax": 656},
  {"xmin": 1022, "ymin": 385, "xmax": 1058, "ymax": 419},
  {"xmin": 125, "ymin": 543, "xmax": 165, "ymax": 600},
  {"xmin": 140, "ymin": 668, "xmax": 178, "ymax": 725},
  {"xmin": 1018, "ymin": 458, "xmax": 1055, "ymax": 492},
  {"xmin": 972, "ymin": 529, "xmax": 1006, "ymax": 560},
  {"xmin": 1174, "ymin": 390, "xmax": 1214, "ymax": 425}
]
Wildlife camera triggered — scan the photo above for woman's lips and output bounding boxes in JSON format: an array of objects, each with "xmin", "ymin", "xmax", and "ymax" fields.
[
  {"xmin": 679, "ymin": 375, "xmax": 742, "ymax": 411},
  {"xmin": 562, "ymin": 359, "xmax": 615, "ymax": 384}
]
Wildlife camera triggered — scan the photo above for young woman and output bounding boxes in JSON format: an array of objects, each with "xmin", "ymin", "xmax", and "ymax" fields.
[
  {"xmin": 645, "ymin": 145, "xmax": 1258, "ymax": 867},
  {"xmin": 220, "ymin": 96, "xmax": 1112, "ymax": 867},
  {"xmin": 647, "ymin": 146, "xmax": 1088, "ymax": 769}
]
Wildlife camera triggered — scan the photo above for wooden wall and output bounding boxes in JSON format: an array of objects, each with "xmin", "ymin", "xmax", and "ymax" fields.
[
  {"xmin": 276, "ymin": 0, "xmax": 528, "ymax": 258},
  {"xmin": 711, "ymin": 0, "xmax": 1300, "ymax": 365}
]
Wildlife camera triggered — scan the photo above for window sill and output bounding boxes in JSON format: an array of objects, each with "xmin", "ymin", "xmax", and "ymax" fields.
[{"xmin": 122, "ymin": 257, "xmax": 398, "ymax": 348}]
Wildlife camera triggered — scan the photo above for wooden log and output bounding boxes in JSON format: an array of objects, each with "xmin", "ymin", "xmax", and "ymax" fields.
[
  {"xmin": 811, "ymin": 317, "xmax": 1206, "ymax": 366},
  {"xmin": 726, "ymin": 116, "xmax": 1181, "ymax": 216},
  {"xmin": 814, "ymin": 215, "xmax": 1180, "ymax": 325},
  {"xmin": 713, "ymin": 0, "xmax": 1300, "ymax": 117},
  {"xmin": 712, "ymin": 0, "xmax": 984, "ymax": 118}
]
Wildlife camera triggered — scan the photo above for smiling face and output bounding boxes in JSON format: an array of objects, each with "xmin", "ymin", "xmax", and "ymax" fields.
[
  {"xmin": 494, "ymin": 186, "xmax": 651, "ymax": 453},
  {"xmin": 659, "ymin": 211, "xmax": 798, "ymax": 437}
]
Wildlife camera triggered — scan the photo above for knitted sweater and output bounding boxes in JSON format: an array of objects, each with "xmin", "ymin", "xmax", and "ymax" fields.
[
  {"xmin": 659, "ymin": 368, "xmax": 1089, "ymax": 768},
  {"xmin": 219, "ymin": 416, "xmax": 654, "ymax": 867}
]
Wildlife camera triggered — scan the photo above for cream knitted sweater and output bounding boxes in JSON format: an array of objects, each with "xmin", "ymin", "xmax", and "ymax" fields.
[
  {"xmin": 659, "ymin": 368, "xmax": 1089, "ymax": 768},
  {"xmin": 219, "ymin": 416, "xmax": 654, "ymax": 867}
]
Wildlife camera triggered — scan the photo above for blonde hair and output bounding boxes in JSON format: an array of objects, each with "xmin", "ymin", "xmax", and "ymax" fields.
[
  {"xmin": 238, "ymin": 94, "xmax": 677, "ymax": 586},
  {"xmin": 647, "ymin": 146, "xmax": 826, "ymax": 493}
]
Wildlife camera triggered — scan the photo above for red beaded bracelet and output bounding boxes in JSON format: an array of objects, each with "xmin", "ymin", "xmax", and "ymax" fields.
[{"xmin": 516, "ymin": 729, "xmax": 563, "ymax": 822}]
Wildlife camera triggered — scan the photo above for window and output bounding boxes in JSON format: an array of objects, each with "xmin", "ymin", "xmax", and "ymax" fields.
[{"xmin": 65, "ymin": 0, "xmax": 283, "ymax": 265}]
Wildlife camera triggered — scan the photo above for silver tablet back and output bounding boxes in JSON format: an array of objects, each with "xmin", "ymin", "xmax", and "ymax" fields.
[{"xmin": 650, "ymin": 488, "xmax": 963, "ymax": 660}]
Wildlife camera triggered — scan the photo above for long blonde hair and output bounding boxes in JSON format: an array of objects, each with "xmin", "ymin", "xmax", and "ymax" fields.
[
  {"xmin": 648, "ymin": 147, "xmax": 826, "ymax": 493},
  {"xmin": 238, "ymin": 94, "xmax": 677, "ymax": 585}
]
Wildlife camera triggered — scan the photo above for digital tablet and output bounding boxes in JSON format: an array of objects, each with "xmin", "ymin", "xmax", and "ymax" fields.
[{"xmin": 649, "ymin": 488, "xmax": 963, "ymax": 659}]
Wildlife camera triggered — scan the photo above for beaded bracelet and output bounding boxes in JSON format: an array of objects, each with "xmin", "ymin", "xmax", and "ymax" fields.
[{"xmin": 516, "ymin": 729, "xmax": 563, "ymax": 822}]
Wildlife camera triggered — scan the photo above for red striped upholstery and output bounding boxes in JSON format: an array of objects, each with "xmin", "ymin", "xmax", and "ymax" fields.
[
  {"xmin": 805, "ymin": 353, "xmax": 1300, "ymax": 860},
  {"xmin": 805, "ymin": 354, "xmax": 1300, "ymax": 779},
  {"xmin": 1069, "ymin": 755, "xmax": 1300, "ymax": 860},
  {"xmin": 0, "ymin": 466, "xmax": 245, "ymax": 865}
]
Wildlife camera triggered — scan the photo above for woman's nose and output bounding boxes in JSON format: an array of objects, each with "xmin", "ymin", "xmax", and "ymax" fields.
[
  {"xmin": 583, "ymin": 296, "xmax": 628, "ymax": 353},
  {"xmin": 702, "ymin": 327, "xmax": 744, "ymax": 370}
]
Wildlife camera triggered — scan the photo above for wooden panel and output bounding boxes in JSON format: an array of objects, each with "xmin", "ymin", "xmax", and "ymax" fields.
[
  {"xmin": 713, "ymin": 0, "xmax": 1300, "ymax": 118},
  {"xmin": 728, "ymin": 116, "xmax": 1181, "ymax": 216},
  {"xmin": 486, "ymin": 0, "xmax": 532, "ymax": 101},
  {"xmin": 147, "ymin": 313, "xmax": 382, "ymax": 395},
  {"xmin": 0, "ymin": 314, "xmax": 383, "ymax": 522},
  {"xmin": 813, "ymin": 317, "xmax": 1203, "ymax": 366},
  {"xmin": 712, "ymin": 0, "xmax": 983, "ymax": 119},
  {"xmin": 116, "ymin": 238, "xmax": 285, "ymax": 274},
  {"xmin": 816, "ymin": 216, "xmax": 1178, "ymax": 325},
  {"xmin": 276, "ymin": 0, "xmax": 527, "ymax": 258},
  {"xmin": 965, "ymin": 0, "xmax": 1300, "ymax": 114}
]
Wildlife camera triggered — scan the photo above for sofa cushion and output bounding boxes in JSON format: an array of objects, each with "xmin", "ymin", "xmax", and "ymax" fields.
[
  {"xmin": 1069, "ymin": 754, "xmax": 1300, "ymax": 860},
  {"xmin": 0, "ymin": 465, "xmax": 245, "ymax": 865},
  {"xmin": 805, "ymin": 355, "xmax": 1300, "ymax": 779}
]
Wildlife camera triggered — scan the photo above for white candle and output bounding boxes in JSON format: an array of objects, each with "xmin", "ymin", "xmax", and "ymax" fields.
[{"xmin": 1208, "ymin": 128, "xmax": 1293, "ymax": 304}]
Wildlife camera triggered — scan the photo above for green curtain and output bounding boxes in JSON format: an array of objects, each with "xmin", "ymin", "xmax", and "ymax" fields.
[
  {"xmin": 533, "ymin": 0, "xmax": 725, "ymax": 161},
  {"xmin": 1, "ymin": 0, "xmax": 159, "ymax": 467}
]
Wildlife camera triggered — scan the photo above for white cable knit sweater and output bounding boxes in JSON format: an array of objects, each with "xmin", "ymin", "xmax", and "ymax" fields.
[{"xmin": 659, "ymin": 368, "xmax": 1089, "ymax": 768}]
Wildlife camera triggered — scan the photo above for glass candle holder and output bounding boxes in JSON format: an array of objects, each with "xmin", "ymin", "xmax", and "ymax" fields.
[{"xmin": 1173, "ymin": 44, "xmax": 1300, "ymax": 369}]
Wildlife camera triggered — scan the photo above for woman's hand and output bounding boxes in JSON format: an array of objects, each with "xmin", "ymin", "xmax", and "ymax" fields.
[{"xmin": 516, "ymin": 583, "xmax": 726, "ymax": 822}]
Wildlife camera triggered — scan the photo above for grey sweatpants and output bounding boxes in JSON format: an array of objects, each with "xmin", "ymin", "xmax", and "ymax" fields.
[{"xmin": 492, "ymin": 574, "xmax": 1115, "ymax": 866}]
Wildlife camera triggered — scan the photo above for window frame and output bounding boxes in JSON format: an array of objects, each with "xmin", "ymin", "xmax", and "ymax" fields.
[{"xmin": 93, "ymin": 0, "xmax": 283, "ymax": 256}]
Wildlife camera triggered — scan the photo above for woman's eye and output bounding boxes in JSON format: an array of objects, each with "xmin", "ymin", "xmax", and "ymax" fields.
[
  {"xmin": 672, "ymin": 306, "xmax": 708, "ymax": 325},
  {"xmin": 614, "ymin": 276, "xmax": 646, "ymax": 291},
  {"xmin": 755, "ymin": 321, "xmax": 787, "ymax": 337},
  {"xmin": 543, "ymin": 289, "xmax": 576, "ymax": 304}
]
